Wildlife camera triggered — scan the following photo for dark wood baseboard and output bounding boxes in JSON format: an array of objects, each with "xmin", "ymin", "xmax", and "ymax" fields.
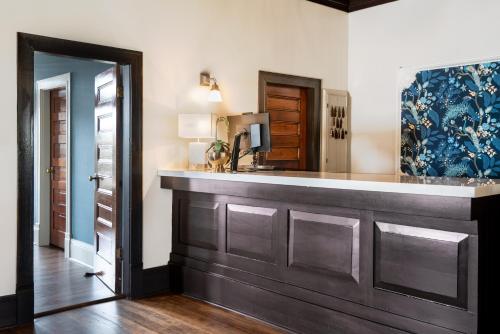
[
  {"xmin": 0, "ymin": 294, "xmax": 17, "ymax": 329},
  {"xmin": 181, "ymin": 266, "xmax": 462, "ymax": 334},
  {"xmin": 15, "ymin": 287, "xmax": 33, "ymax": 326},
  {"xmin": 141, "ymin": 265, "xmax": 171, "ymax": 298}
]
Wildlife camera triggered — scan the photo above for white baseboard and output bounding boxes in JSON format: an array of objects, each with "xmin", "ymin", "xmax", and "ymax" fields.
[
  {"xmin": 64, "ymin": 233, "xmax": 70, "ymax": 258},
  {"xmin": 34, "ymin": 224, "xmax": 40, "ymax": 245},
  {"xmin": 69, "ymin": 239, "xmax": 94, "ymax": 269}
]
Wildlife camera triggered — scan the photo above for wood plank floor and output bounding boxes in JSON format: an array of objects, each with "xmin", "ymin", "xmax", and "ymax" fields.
[
  {"xmin": 34, "ymin": 246, "xmax": 115, "ymax": 314},
  {"xmin": 4, "ymin": 295, "xmax": 287, "ymax": 334}
]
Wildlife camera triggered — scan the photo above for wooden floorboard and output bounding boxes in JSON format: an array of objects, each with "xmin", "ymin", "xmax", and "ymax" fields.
[
  {"xmin": 34, "ymin": 245, "xmax": 115, "ymax": 314},
  {"xmin": 3, "ymin": 295, "xmax": 287, "ymax": 334}
]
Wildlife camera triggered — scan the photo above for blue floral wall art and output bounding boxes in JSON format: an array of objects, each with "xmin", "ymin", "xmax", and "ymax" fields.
[{"xmin": 400, "ymin": 60, "xmax": 500, "ymax": 178}]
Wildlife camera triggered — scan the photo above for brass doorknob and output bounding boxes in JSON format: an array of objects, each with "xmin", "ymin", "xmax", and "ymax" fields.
[
  {"xmin": 45, "ymin": 167, "xmax": 54, "ymax": 174},
  {"xmin": 89, "ymin": 174, "xmax": 100, "ymax": 181}
]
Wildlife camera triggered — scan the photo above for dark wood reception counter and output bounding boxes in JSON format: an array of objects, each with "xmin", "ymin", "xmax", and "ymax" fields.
[{"xmin": 160, "ymin": 170, "xmax": 499, "ymax": 334}]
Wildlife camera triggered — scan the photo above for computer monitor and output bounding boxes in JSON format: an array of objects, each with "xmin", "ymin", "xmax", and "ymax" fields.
[{"xmin": 227, "ymin": 113, "xmax": 271, "ymax": 153}]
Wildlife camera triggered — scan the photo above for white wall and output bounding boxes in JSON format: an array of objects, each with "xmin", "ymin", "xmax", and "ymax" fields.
[
  {"xmin": 0, "ymin": 0, "xmax": 348, "ymax": 296},
  {"xmin": 348, "ymin": 0, "xmax": 500, "ymax": 174}
]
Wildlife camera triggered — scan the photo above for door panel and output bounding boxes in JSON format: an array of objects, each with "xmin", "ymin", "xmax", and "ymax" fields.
[
  {"xmin": 49, "ymin": 88, "xmax": 67, "ymax": 249},
  {"xmin": 93, "ymin": 66, "xmax": 122, "ymax": 293},
  {"xmin": 262, "ymin": 84, "xmax": 308, "ymax": 170}
]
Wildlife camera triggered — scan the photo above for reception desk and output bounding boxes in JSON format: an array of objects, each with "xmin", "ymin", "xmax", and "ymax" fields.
[{"xmin": 159, "ymin": 170, "xmax": 499, "ymax": 334}]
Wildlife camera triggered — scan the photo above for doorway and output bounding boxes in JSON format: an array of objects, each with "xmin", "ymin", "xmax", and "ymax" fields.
[
  {"xmin": 33, "ymin": 54, "xmax": 121, "ymax": 314},
  {"xmin": 258, "ymin": 71, "xmax": 322, "ymax": 171},
  {"xmin": 17, "ymin": 33, "xmax": 143, "ymax": 324}
]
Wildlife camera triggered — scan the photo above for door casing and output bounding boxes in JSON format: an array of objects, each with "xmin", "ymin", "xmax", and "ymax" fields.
[{"xmin": 17, "ymin": 33, "xmax": 143, "ymax": 324}]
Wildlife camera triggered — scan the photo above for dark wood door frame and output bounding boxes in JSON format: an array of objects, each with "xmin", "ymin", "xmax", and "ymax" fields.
[
  {"xmin": 258, "ymin": 71, "xmax": 322, "ymax": 171},
  {"xmin": 17, "ymin": 33, "xmax": 143, "ymax": 325}
]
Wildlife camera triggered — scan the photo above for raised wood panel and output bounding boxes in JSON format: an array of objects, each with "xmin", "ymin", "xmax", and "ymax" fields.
[
  {"xmin": 227, "ymin": 204, "xmax": 277, "ymax": 263},
  {"xmin": 266, "ymin": 84, "xmax": 301, "ymax": 98},
  {"xmin": 266, "ymin": 96, "xmax": 300, "ymax": 111},
  {"xmin": 50, "ymin": 87, "xmax": 67, "ymax": 249},
  {"xmin": 266, "ymin": 147, "xmax": 299, "ymax": 161},
  {"xmin": 179, "ymin": 199, "xmax": 219, "ymax": 250},
  {"xmin": 374, "ymin": 222, "xmax": 469, "ymax": 308},
  {"xmin": 271, "ymin": 135, "xmax": 299, "ymax": 147},
  {"xmin": 289, "ymin": 210, "xmax": 360, "ymax": 282},
  {"xmin": 270, "ymin": 123, "xmax": 299, "ymax": 135},
  {"xmin": 269, "ymin": 110, "xmax": 300, "ymax": 123}
]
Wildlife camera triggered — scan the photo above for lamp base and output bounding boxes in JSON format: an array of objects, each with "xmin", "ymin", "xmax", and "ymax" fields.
[{"xmin": 188, "ymin": 141, "xmax": 208, "ymax": 170}]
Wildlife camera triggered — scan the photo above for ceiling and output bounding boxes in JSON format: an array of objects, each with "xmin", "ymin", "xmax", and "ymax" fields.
[{"xmin": 306, "ymin": 0, "xmax": 397, "ymax": 12}]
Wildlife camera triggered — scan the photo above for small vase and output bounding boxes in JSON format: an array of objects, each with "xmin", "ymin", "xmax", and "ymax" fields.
[{"xmin": 207, "ymin": 149, "xmax": 230, "ymax": 172}]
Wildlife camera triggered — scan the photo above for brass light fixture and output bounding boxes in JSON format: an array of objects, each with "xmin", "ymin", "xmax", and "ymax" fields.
[{"xmin": 200, "ymin": 71, "xmax": 222, "ymax": 102}]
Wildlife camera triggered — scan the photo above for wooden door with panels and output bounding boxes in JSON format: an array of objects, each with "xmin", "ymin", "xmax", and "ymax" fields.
[
  {"xmin": 261, "ymin": 84, "xmax": 308, "ymax": 170},
  {"xmin": 90, "ymin": 66, "xmax": 122, "ymax": 293},
  {"xmin": 49, "ymin": 87, "xmax": 67, "ymax": 249}
]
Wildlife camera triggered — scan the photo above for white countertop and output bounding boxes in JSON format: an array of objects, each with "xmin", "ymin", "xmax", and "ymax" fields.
[{"xmin": 157, "ymin": 169, "xmax": 500, "ymax": 198}]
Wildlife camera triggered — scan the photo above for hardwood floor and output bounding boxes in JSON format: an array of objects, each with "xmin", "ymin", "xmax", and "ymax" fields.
[
  {"xmin": 4, "ymin": 295, "xmax": 286, "ymax": 334},
  {"xmin": 34, "ymin": 246, "xmax": 115, "ymax": 314}
]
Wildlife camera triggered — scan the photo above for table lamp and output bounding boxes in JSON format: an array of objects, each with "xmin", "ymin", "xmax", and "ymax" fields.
[{"xmin": 178, "ymin": 114, "xmax": 213, "ymax": 169}]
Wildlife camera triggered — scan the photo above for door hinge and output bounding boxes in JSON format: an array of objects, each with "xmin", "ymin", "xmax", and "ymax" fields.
[
  {"xmin": 117, "ymin": 86, "xmax": 124, "ymax": 99},
  {"xmin": 117, "ymin": 247, "xmax": 123, "ymax": 260}
]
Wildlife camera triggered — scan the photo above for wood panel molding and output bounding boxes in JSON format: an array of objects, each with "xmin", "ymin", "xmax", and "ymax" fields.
[
  {"xmin": 227, "ymin": 204, "xmax": 277, "ymax": 263},
  {"xmin": 374, "ymin": 222, "xmax": 470, "ymax": 308},
  {"xmin": 179, "ymin": 199, "xmax": 220, "ymax": 250},
  {"xmin": 162, "ymin": 179, "xmax": 496, "ymax": 333},
  {"xmin": 288, "ymin": 210, "xmax": 360, "ymax": 282},
  {"xmin": 306, "ymin": 0, "xmax": 397, "ymax": 12}
]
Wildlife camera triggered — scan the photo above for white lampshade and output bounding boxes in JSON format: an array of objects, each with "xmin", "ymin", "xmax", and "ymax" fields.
[{"xmin": 178, "ymin": 114, "xmax": 213, "ymax": 139}]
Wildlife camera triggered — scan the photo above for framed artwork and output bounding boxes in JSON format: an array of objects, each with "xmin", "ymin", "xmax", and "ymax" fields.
[{"xmin": 400, "ymin": 59, "xmax": 500, "ymax": 178}]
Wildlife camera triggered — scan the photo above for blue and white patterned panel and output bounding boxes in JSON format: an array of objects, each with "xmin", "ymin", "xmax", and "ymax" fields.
[{"xmin": 401, "ymin": 60, "xmax": 500, "ymax": 178}]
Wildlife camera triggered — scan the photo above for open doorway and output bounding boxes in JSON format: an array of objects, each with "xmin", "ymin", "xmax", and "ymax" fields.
[
  {"xmin": 33, "ymin": 54, "xmax": 120, "ymax": 314},
  {"xmin": 17, "ymin": 33, "xmax": 143, "ymax": 324}
]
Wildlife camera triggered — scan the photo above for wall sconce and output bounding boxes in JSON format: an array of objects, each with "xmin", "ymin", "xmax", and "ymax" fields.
[{"xmin": 200, "ymin": 71, "xmax": 223, "ymax": 103}]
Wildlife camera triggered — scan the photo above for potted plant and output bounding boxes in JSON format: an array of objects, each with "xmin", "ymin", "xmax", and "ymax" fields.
[{"xmin": 206, "ymin": 117, "xmax": 230, "ymax": 172}]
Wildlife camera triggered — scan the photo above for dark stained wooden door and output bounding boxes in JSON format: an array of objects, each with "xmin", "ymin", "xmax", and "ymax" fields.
[
  {"xmin": 49, "ymin": 88, "xmax": 67, "ymax": 249},
  {"xmin": 92, "ymin": 66, "xmax": 122, "ymax": 293},
  {"xmin": 262, "ymin": 84, "xmax": 308, "ymax": 170}
]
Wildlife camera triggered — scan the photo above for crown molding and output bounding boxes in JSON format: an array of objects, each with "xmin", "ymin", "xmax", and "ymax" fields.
[{"xmin": 307, "ymin": 0, "xmax": 397, "ymax": 12}]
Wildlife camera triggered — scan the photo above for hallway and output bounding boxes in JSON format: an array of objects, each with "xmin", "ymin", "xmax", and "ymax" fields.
[{"xmin": 34, "ymin": 246, "xmax": 114, "ymax": 314}]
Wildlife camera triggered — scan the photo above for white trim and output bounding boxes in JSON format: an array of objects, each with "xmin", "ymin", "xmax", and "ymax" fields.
[
  {"xmin": 69, "ymin": 239, "xmax": 94, "ymax": 269},
  {"xmin": 396, "ymin": 56, "xmax": 500, "ymax": 175},
  {"xmin": 35, "ymin": 73, "xmax": 72, "ymax": 258},
  {"xmin": 33, "ymin": 224, "xmax": 40, "ymax": 245}
]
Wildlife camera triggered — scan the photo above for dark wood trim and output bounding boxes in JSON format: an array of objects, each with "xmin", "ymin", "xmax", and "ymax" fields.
[
  {"xmin": 0, "ymin": 294, "xmax": 17, "ymax": 328},
  {"xmin": 161, "ymin": 176, "xmax": 475, "ymax": 221},
  {"xmin": 141, "ymin": 266, "xmax": 173, "ymax": 298},
  {"xmin": 258, "ymin": 71, "xmax": 322, "ymax": 171},
  {"xmin": 306, "ymin": 0, "xmax": 397, "ymax": 12},
  {"xmin": 180, "ymin": 266, "xmax": 461, "ymax": 334},
  {"xmin": 16, "ymin": 32, "xmax": 143, "ymax": 326},
  {"xmin": 307, "ymin": 0, "xmax": 348, "ymax": 12},
  {"xmin": 348, "ymin": 0, "xmax": 397, "ymax": 12}
]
